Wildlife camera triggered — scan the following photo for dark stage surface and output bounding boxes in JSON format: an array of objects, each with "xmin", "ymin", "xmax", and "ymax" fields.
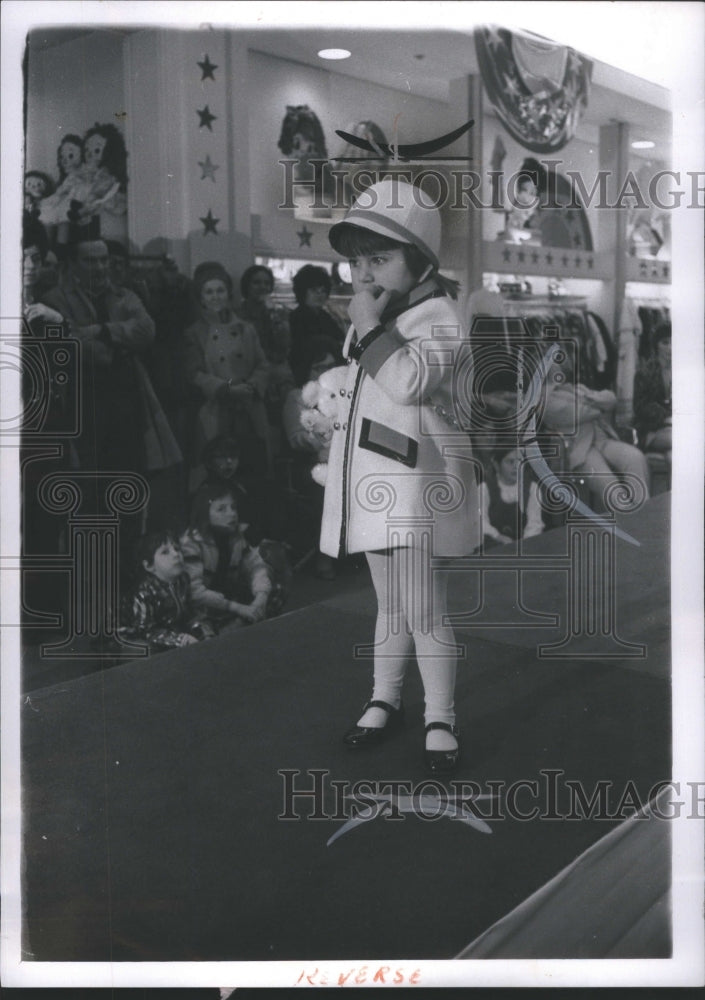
[{"xmin": 20, "ymin": 495, "xmax": 671, "ymax": 963}]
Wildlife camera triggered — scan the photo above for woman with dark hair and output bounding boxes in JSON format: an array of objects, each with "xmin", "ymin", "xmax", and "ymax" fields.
[
  {"xmin": 236, "ymin": 264, "xmax": 294, "ymax": 434},
  {"xmin": 288, "ymin": 264, "xmax": 344, "ymax": 386},
  {"xmin": 183, "ymin": 261, "xmax": 271, "ymax": 484},
  {"xmin": 22, "ymin": 213, "xmax": 61, "ymax": 326}
]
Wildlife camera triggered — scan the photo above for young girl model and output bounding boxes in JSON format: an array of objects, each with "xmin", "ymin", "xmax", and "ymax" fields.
[{"xmin": 322, "ymin": 178, "xmax": 481, "ymax": 774}]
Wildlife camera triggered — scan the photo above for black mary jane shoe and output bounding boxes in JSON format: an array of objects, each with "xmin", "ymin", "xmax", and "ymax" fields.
[
  {"xmin": 424, "ymin": 722, "xmax": 460, "ymax": 775},
  {"xmin": 343, "ymin": 699, "xmax": 404, "ymax": 749}
]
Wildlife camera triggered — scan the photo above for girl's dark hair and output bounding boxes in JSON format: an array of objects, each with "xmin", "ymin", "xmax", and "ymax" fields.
[
  {"xmin": 329, "ymin": 224, "xmax": 459, "ymax": 300},
  {"xmin": 22, "ymin": 212, "xmax": 49, "ymax": 260},
  {"xmin": 135, "ymin": 529, "xmax": 180, "ymax": 570},
  {"xmin": 192, "ymin": 261, "xmax": 233, "ymax": 302},
  {"xmin": 83, "ymin": 122, "xmax": 128, "ymax": 189},
  {"xmin": 240, "ymin": 264, "xmax": 274, "ymax": 299},
  {"xmin": 57, "ymin": 135, "xmax": 84, "ymax": 182},
  {"xmin": 189, "ymin": 483, "xmax": 236, "ymax": 535},
  {"xmin": 292, "ymin": 264, "xmax": 331, "ymax": 305},
  {"xmin": 201, "ymin": 435, "xmax": 241, "ymax": 469}
]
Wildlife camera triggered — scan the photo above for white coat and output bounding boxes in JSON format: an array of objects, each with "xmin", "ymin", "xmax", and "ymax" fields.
[{"xmin": 319, "ymin": 279, "xmax": 482, "ymax": 558}]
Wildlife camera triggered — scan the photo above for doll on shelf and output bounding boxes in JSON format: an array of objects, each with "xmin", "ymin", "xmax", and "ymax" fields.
[
  {"xmin": 38, "ymin": 134, "xmax": 86, "ymax": 231},
  {"xmin": 501, "ymin": 166, "xmax": 541, "ymax": 245},
  {"xmin": 38, "ymin": 125, "xmax": 128, "ymax": 242},
  {"xmin": 24, "ymin": 171, "xmax": 55, "ymax": 217},
  {"xmin": 77, "ymin": 122, "xmax": 128, "ymax": 240}
]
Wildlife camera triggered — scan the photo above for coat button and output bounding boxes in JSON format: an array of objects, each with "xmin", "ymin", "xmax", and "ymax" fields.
[
  {"xmin": 333, "ymin": 421, "xmax": 341, "ymax": 431},
  {"xmin": 339, "ymin": 388, "xmax": 346, "ymax": 396},
  {"xmin": 342, "ymin": 422, "xmax": 347, "ymax": 430},
  {"xmin": 347, "ymin": 391, "xmax": 352, "ymax": 398}
]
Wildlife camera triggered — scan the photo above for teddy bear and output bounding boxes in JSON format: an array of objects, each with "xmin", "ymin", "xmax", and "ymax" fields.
[{"xmin": 298, "ymin": 365, "xmax": 348, "ymax": 486}]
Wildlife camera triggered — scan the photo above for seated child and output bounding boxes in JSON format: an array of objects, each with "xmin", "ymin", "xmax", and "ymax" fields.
[
  {"xmin": 480, "ymin": 446, "xmax": 545, "ymax": 546},
  {"xmin": 180, "ymin": 485, "xmax": 289, "ymax": 627},
  {"xmin": 195, "ymin": 435, "xmax": 267, "ymax": 544},
  {"xmin": 541, "ymin": 352, "xmax": 650, "ymax": 510},
  {"xmin": 119, "ymin": 530, "xmax": 216, "ymax": 652}
]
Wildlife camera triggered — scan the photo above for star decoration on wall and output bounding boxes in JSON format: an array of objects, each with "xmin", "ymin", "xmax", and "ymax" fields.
[
  {"xmin": 200, "ymin": 209, "xmax": 220, "ymax": 235},
  {"xmin": 198, "ymin": 55, "xmax": 218, "ymax": 81},
  {"xmin": 198, "ymin": 154, "xmax": 220, "ymax": 182},
  {"xmin": 297, "ymin": 225, "xmax": 313, "ymax": 247},
  {"xmin": 197, "ymin": 105, "xmax": 217, "ymax": 131}
]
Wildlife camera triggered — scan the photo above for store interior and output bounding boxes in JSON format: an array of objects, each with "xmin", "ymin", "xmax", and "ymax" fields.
[{"xmin": 15, "ymin": 17, "xmax": 678, "ymax": 974}]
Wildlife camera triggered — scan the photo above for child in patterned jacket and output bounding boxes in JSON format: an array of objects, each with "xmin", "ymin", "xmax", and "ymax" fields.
[{"xmin": 120, "ymin": 530, "xmax": 216, "ymax": 653}]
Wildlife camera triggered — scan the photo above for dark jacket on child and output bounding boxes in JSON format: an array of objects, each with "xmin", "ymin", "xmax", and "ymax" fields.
[{"xmin": 120, "ymin": 571, "xmax": 215, "ymax": 652}]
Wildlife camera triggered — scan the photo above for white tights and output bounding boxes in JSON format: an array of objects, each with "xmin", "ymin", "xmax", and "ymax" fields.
[{"xmin": 359, "ymin": 548, "xmax": 459, "ymax": 745}]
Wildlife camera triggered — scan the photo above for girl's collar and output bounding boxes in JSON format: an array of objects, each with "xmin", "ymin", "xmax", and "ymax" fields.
[
  {"xmin": 380, "ymin": 275, "xmax": 445, "ymax": 324},
  {"xmin": 342, "ymin": 276, "xmax": 445, "ymax": 359}
]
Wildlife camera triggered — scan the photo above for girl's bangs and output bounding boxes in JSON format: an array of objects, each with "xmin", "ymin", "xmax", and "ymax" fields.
[{"xmin": 331, "ymin": 223, "xmax": 406, "ymax": 259}]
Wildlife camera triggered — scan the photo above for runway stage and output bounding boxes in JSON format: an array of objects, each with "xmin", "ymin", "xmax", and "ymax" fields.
[{"xmin": 21, "ymin": 494, "xmax": 671, "ymax": 962}]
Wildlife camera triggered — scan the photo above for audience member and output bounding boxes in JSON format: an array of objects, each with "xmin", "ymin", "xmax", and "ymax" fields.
[
  {"xmin": 196, "ymin": 435, "xmax": 268, "ymax": 544},
  {"xmin": 479, "ymin": 446, "xmax": 544, "ymax": 546},
  {"xmin": 105, "ymin": 241, "xmax": 153, "ymax": 312},
  {"xmin": 40, "ymin": 235, "xmax": 180, "ymax": 475},
  {"xmin": 540, "ymin": 351, "xmax": 650, "ymax": 509},
  {"xmin": 22, "ymin": 214, "xmax": 62, "ymax": 327},
  {"xmin": 236, "ymin": 263, "xmax": 295, "ymax": 460},
  {"xmin": 288, "ymin": 264, "xmax": 345, "ymax": 385},
  {"xmin": 119, "ymin": 530, "xmax": 216, "ymax": 653},
  {"xmin": 180, "ymin": 484, "xmax": 286, "ymax": 628},
  {"xmin": 183, "ymin": 261, "xmax": 271, "ymax": 485}
]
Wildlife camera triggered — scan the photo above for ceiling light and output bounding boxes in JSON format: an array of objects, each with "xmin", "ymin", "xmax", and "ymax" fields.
[
  {"xmin": 631, "ymin": 140, "xmax": 656, "ymax": 149},
  {"xmin": 318, "ymin": 48, "xmax": 351, "ymax": 60}
]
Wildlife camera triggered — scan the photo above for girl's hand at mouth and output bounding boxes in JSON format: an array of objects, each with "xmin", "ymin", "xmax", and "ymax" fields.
[{"xmin": 348, "ymin": 286, "xmax": 393, "ymax": 335}]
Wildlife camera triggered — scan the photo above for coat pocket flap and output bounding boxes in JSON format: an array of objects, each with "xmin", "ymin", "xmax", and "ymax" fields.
[{"xmin": 359, "ymin": 418, "xmax": 418, "ymax": 468}]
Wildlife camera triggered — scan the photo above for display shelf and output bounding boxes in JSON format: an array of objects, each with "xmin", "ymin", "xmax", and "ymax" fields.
[
  {"xmin": 625, "ymin": 256, "xmax": 671, "ymax": 284},
  {"xmin": 483, "ymin": 240, "xmax": 614, "ymax": 280}
]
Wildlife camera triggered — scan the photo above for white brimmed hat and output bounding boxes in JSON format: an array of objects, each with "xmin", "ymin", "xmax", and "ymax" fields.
[{"xmin": 329, "ymin": 178, "xmax": 441, "ymax": 269}]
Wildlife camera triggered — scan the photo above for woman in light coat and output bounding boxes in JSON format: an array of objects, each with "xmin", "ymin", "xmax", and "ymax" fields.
[
  {"xmin": 183, "ymin": 262, "xmax": 271, "ymax": 482},
  {"xmin": 321, "ymin": 179, "xmax": 481, "ymax": 774}
]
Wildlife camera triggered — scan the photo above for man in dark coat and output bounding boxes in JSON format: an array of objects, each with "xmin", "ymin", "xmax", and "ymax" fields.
[{"xmin": 41, "ymin": 237, "xmax": 179, "ymax": 474}]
